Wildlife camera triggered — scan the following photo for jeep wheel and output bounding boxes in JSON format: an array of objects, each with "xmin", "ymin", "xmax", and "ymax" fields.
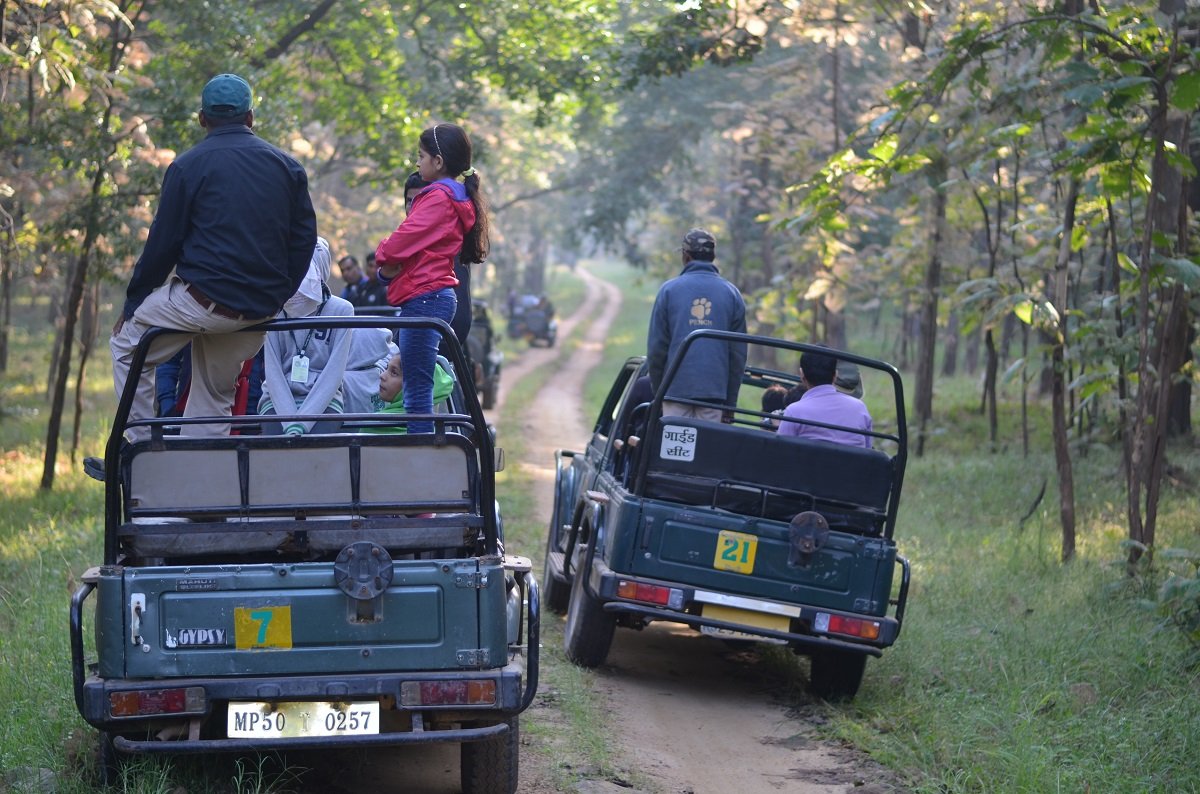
[
  {"xmin": 460, "ymin": 717, "xmax": 518, "ymax": 794},
  {"xmin": 542, "ymin": 494, "xmax": 571, "ymax": 615},
  {"xmin": 542, "ymin": 547, "xmax": 570, "ymax": 615},
  {"xmin": 481, "ymin": 380, "xmax": 497, "ymax": 409},
  {"xmin": 97, "ymin": 731, "xmax": 123, "ymax": 787},
  {"xmin": 563, "ymin": 547, "xmax": 615, "ymax": 667},
  {"xmin": 807, "ymin": 649, "xmax": 867, "ymax": 700}
]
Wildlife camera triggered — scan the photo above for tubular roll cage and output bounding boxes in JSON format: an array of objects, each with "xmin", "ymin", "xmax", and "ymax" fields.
[
  {"xmin": 100, "ymin": 315, "xmax": 501, "ymax": 564},
  {"xmin": 639, "ymin": 330, "xmax": 909, "ymax": 540}
]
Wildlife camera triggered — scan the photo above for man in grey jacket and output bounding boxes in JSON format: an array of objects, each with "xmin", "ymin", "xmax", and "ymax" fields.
[{"xmin": 647, "ymin": 228, "xmax": 747, "ymax": 421}]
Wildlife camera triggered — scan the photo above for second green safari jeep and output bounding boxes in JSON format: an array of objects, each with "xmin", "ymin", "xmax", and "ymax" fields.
[{"xmin": 543, "ymin": 332, "xmax": 910, "ymax": 699}]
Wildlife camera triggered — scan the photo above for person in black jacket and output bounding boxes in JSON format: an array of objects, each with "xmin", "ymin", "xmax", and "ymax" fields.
[{"xmin": 107, "ymin": 73, "xmax": 316, "ymax": 442}]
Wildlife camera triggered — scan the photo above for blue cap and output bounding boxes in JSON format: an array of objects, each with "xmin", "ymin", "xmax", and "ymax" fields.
[{"xmin": 201, "ymin": 74, "xmax": 252, "ymax": 118}]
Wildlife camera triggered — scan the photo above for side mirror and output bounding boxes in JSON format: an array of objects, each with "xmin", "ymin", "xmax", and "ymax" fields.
[{"xmin": 494, "ymin": 447, "xmax": 505, "ymax": 472}]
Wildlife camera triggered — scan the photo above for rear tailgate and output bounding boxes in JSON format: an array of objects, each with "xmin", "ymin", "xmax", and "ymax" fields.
[
  {"xmin": 627, "ymin": 500, "xmax": 895, "ymax": 617},
  {"xmin": 110, "ymin": 558, "xmax": 508, "ymax": 679}
]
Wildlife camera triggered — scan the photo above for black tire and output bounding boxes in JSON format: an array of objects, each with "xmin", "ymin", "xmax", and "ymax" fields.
[
  {"xmin": 97, "ymin": 731, "xmax": 123, "ymax": 787},
  {"xmin": 808, "ymin": 649, "xmax": 867, "ymax": 700},
  {"xmin": 563, "ymin": 547, "xmax": 616, "ymax": 667},
  {"xmin": 481, "ymin": 378, "xmax": 497, "ymax": 409},
  {"xmin": 461, "ymin": 717, "xmax": 519, "ymax": 794},
  {"xmin": 542, "ymin": 548, "xmax": 570, "ymax": 615},
  {"xmin": 542, "ymin": 490, "xmax": 571, "ymax": 615}
]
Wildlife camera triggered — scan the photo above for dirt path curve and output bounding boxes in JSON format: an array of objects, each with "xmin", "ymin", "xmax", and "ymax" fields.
[
  {"xmin": 489, "ymin": 268, "xmax": 621, "ymax": 483},
  {"xmin": 500, "ymin": 268, "xmax": 896, "ymax": 794}
]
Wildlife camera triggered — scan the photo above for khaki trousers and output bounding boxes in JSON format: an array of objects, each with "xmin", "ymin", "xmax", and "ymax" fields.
[
  {"xmin": 110, "ymin": 276, "xmax": 268, "ymax": 441},
  {"xmin": 661, "ymin": 400, "xmax": 725, "ymax": 423}
]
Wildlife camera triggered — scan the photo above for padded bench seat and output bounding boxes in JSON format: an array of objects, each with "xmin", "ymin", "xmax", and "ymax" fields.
[
  {"xmin": 119, "ymin": 434, "xmax": 479, "ymax": 557},
  {"xmin": 642, "ymin": 417, "xmax": 894, "ymax": 531}
]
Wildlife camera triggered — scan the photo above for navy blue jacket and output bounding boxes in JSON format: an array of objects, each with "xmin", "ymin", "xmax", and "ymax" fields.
[
  {"xmin": 647, "ymin": 260, "xmax": 747, "ymax": 405},
  {"xmin": 124, "ymin": 124, "xmax": 317, "ymax": 319}
]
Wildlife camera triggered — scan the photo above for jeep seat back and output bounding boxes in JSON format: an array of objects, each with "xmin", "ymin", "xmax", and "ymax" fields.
[{"xmin": 640, "ymin": 417, "xmax": 895, "ymax": 534}]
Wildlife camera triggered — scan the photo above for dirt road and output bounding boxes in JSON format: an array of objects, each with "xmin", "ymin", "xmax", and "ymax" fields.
[{"xmin": 497, "ymin": 268, "xmax": 903, "ymax": 794}]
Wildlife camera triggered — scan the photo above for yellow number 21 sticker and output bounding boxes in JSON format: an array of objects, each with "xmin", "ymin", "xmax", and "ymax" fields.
[
  {"xmin": 713, "ymin": 530, "xmax": 758, "ymax": 575},
  {"xmin": 234, "ymin": 606, "xmax": 293, "ymax": 650}
]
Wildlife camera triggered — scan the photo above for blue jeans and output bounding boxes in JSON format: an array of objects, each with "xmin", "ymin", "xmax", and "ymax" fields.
[{"xmin": 399, "ymin": 287, "xmax": 457, "ymax": 433}]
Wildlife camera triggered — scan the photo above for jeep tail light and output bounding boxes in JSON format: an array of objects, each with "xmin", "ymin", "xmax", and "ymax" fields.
[
  {"xmin": 109, "ymin": 687, "xmax": 205, "ymax": 717},
  {"xmin": 813, "ymin": 612, "xmax": 880, "ymax": 641},
  {"xmin": 617, "ymin": 579, "xmax": 684, "ymax": 609},
  {"xmin": 400, "ymin": 680, "xmax": 496, "ymax": 706}
]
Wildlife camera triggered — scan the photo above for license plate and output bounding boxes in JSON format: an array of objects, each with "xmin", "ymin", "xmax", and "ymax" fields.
[
  {"xmin": 713, "ymin": 530, "xmax": 758, "ymax": 574},
  {"xmin": 702, "ymin": 603, "xmax": 790, "ymax": 638},
  {"xmin": 227, "ymin": 701, "xmax": 380, "ymax": 739}
]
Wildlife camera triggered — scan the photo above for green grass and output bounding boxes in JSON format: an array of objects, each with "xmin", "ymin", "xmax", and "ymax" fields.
[{"xmin": 833, "ymin": 442, "xmax": 1200, "ymax": 793}]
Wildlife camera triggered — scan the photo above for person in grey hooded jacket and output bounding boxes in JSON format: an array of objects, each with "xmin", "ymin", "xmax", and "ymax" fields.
[
  {"xmin": 258, "ymin": 237, "xmax": 355, "ymax": 435},
  {"xmin": 646, "ymin": 228, "xmax": 747, "ymax": 421}
]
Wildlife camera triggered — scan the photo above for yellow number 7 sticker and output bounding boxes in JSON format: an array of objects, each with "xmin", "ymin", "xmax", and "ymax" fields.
[
  {"xmin": 234, "ymin": 606, "xmax": 293, "ymax": 650},
  {"xmin": 713, "ymin": 530, "xmax": 758, "ymax": 574}
]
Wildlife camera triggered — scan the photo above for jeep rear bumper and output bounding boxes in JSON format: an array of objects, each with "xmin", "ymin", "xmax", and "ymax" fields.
[
  {"xmin": 111, "ymin": 719, "xmax": 511, "ymax": 754},
  {"xmin": 589, "ymin": 555, "xmax": 909, "ymax": 658}
]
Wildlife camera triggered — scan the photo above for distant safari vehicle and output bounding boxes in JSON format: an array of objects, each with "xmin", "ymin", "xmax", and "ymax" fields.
[
  {"xmin": 543, "ymin": 331, "xmax": 910, "ymax": 699},
  {"xmin": 73, "ymin": 315, "xmax": 538, "ymax": 793},
  {"xmin": 507, "ymin": 294, "xmax": 556, "ymax": 347}
]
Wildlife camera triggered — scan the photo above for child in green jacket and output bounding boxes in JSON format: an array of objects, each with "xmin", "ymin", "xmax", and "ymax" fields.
[{"xmin": 365, "ymin": 353, "xmax": 455, "ymax": 433}]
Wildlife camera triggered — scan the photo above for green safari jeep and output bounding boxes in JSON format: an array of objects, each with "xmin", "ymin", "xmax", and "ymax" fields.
[
  {"xmin": 543, "ymin": 331, "xmax": 910, "ymax": 699},
  {"xmin": 71, "ymin": 315, "xmax": 538, "ymax": 793}
]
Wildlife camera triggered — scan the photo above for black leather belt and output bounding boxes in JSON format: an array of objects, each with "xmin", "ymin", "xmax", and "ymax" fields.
[{"xmin": 185, "ymin": 283, "xmax": 246, "ymax": 320}]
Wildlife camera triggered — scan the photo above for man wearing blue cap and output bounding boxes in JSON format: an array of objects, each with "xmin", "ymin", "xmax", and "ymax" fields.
[
  {"xmin": 647, "ymin": 228, "xmax": 747, "ymax": 421},
  {"xmin": 102, "ymin": 73, "xmax": 317, "ymax": 454}
]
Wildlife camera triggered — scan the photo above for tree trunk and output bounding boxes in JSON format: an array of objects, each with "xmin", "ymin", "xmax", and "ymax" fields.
[
  {"xmin": 1126, "ymin": 98, "xmax": 1188, "ymax": 569},
  {"xmin": 1051, "ymin": 177, "xmax": 1079, "ymax": 562},
  {"xmin": 1165, "ymin": 318, "xmax": 1192, "ymax": 437},
  {"xmin": 969, "ymin": 163, "xmax": 1004, "ymax": 446},
  {"xmin": 1037, "ymin": 330, "xmax": 1055, "ymax": 395},
  {"xmin": 0, "ymin": 203, "xmax": 13, "ymax": 372},
  {"xmin": 914, "ymin": 157, "xmax": 947, "ymax": 457},
  {"xmin": 42, "ymin": 193, "xmax": 100, "ymax": 489},
  {"xmin": 71, "ymin": 280, "xmax": 102, "ymax": 460},
  {"xmin": 983, "ymin": 329, "xmax": 999, "ymax": 448},
  {"xmin": 964, "ymin": 322, "xmax": 980, "ymax": 374},
  {"xmin": 1020, "ymin": 323, "xmax": 1029, "ymax": 457},
  {"xmin": 941, "ymin": 310, "xmax": 959, "ymax": 376}
]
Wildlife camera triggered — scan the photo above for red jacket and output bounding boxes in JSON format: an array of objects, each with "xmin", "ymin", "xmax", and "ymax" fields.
[{"xmin": 375, "ymin": 180, "xmax": 471, "ymax": 306}]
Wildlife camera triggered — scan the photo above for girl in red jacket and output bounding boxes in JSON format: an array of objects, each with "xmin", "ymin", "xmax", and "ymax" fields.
[{"xmin": 375, "ymin": 123, "xmax": 488, "ymax": 432}]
